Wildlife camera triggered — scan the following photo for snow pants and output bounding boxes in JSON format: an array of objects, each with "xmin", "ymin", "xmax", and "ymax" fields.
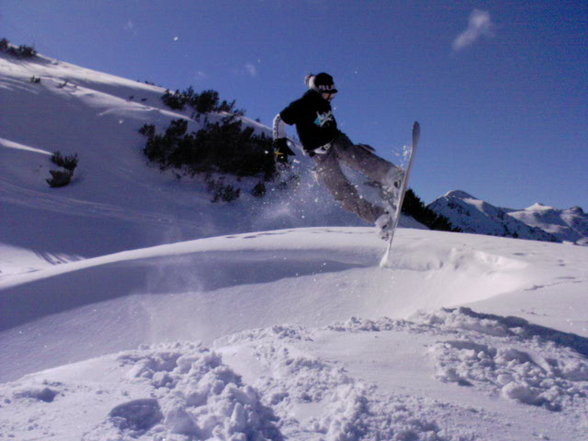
[{"xmin": 313, "ymin": 132, "xmax": 397, "ymax": 224}]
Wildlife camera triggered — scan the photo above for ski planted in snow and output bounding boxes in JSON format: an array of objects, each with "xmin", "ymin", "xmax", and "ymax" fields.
[{"xmin": 380, "ymin": 121, "xmax": 420, "ymax": 267}]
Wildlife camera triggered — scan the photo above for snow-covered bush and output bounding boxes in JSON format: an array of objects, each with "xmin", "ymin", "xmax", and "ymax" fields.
[{"xmin": 46, "ymin": 151, "xmax": 79, "ymax": 188}]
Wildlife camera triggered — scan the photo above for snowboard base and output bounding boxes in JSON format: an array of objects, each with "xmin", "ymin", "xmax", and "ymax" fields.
[{"xmin": 380, "ymin": 121, "xmax": 420, "ymax": 268}]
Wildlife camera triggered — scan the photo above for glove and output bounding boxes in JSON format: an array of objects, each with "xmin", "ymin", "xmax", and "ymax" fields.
[{"xmin": 273, "ymin": 138, "xmax": 295, "ymax": 163}]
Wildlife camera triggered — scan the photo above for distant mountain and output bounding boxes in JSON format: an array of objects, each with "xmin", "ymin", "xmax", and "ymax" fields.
[
  {"xmin": 507, "ymin": 203, "xmax": 588, "ymax": 245},
  {"xmin": 428, "ymin": 191, "xmax": 587, "ymax": 245}
]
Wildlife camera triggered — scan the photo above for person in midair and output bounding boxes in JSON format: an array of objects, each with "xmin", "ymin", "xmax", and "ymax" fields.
[{"xmin": 272, "ymin": 72, "xmax": 404, "ymax": 237}]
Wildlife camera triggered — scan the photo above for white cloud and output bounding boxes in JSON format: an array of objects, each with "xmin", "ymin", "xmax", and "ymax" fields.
[
  {"xmin": 230, "ymin": 63, "xmax": 259, "ymax": 78},
  {"xmin": 452, "ymin": 9, "xmax": 495, "ymax": 52},
  {"xmin": 123, "ymin": 20, "xmax": 135, "ymax": 32},
  {"xmin": 193, "ymin": 71, "xmax": 208, "ymax": 81},
  {"xmin": 244, "ymin": 63, "xmax": 258, "ymax": 78}
]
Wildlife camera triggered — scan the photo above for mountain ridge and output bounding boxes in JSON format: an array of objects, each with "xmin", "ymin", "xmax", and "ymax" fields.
[{"xmin": 429, "ymin": 190, "xmax": 588, "ymax": 245}]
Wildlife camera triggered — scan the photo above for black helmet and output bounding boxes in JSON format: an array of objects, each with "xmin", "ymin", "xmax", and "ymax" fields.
[{"xmin": 305, "ymin": 72, "xmax": 338, "ymax": 94}]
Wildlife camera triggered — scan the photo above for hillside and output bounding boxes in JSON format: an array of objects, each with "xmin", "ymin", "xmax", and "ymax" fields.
[
  {"xmin": 1, "ymin": 50, "xmax": 588, "ymax": 441},
  {"xmin": 0, "ymin": 49, "xmax": 390, "ymax": 260}
]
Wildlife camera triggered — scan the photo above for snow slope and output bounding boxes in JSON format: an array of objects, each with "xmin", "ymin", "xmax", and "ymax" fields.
[
  {"xmin": 1, "ymin": 228, "xmax": 588, "ymax": 440},
  {"xmin": 0, "ymin": 50, "xmax": 376, "ymax": 260},
  {"xmin": 1, "ymin": 51, "xmax": 588, "ymax": 440}
]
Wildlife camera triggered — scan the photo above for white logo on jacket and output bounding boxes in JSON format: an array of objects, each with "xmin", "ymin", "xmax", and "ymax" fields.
[{"xmin": 314, "ymin": 111, "xmax": 335, "ymax": 127}]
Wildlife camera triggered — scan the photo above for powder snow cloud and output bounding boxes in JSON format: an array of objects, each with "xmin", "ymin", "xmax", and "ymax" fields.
[{"xmin": 452, "ymin": 9, "xmax": 495, "ymax": 52}]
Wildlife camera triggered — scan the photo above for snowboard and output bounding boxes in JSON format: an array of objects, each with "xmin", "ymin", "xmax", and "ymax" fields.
[{"xmin": 380, "ymin": 121, "xmax": 420, "ymax": 268}]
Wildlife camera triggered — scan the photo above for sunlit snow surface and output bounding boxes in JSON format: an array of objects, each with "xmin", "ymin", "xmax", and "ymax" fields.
[
  {"xmin": 1, "ymin": 51, "xmax": 588, "ymax": 441},
  {"xmin": 1, "ymin": 228, "xmax": 587, "ymax": 441}
]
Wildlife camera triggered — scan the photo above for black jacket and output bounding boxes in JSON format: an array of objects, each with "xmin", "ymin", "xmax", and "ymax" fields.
[{"xmin": 279, "ymin": 90, "xmax": 339, "ymax": 152}]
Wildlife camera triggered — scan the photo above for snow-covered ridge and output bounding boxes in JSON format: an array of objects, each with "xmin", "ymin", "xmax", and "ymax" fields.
[
  {"xmin": 508, "ymin": 203, "xmax": 588, "ymax": 244},
  {"xmin": 429, "ymin": 190, "xmax": 588, "ymax": 244}
]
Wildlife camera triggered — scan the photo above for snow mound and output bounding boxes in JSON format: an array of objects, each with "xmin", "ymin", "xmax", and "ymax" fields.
[
  {"xmin": 329, "ymin": 309, "xmax": 588, "ymax": 415},
  {"xmin": 113, "ymin": 345, "xmax": 282, "ymax": 440},
  {"xmin": 1, "ymin": 343, "xmax": 283, "ymax": 441},
  {"xmin": 2, "ymin": 307, "xmax": 588, "ymax": 440},
  {"xmin": 0, "ymin": 336, "xmax": 444, "ymax": 441},
  {"xmin": 106, "ymin": 399, "xmax": 164, "ymax": 436},
  {"xmin": 426, "ymin": 308, "xmax": 588, "ymax": 412},
  {"xmin": 217, "ymin": 325, "xmax": 445, "ymax": 441},
  {"xmin": 325, "ymin": 311, "xmax": 588, "ymax": 438}
]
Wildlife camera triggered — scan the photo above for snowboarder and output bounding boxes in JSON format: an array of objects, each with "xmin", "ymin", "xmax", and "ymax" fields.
[{"xmin": 272, "ymin": 72, "xmax": 404, "ymax": 238}]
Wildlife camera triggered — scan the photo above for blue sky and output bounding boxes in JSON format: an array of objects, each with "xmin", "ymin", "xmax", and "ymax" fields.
[{"xmin": 2, "ymin": 0, "xmax": 587, "ymax": 209}]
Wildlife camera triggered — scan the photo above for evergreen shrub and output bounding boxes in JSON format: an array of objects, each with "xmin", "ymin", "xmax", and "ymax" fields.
[
  {"xmin": 140, "ymin": 116, "xmax": 275, "ymax": 181},
  {"xmin": 402, "ymin": 189, "xmax": 460, "ymax": 232},
  {"xmin": 46, "ymin": 152, "xmax": 79, "ymax": 188},
  {"xmin": 0, "ymin": 38, "xmax": 37, "ymax": 58},
  {"xmin": 161, "ymin": 88, "xmax": 243, "ymax": 115}
]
